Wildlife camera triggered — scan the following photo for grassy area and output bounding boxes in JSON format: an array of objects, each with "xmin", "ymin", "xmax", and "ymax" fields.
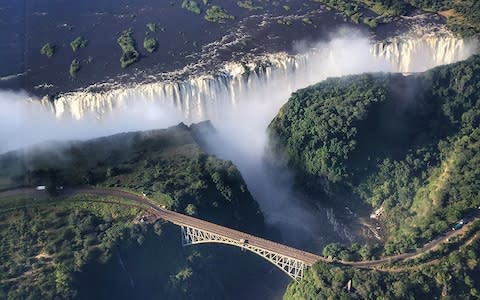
[
  {"xmin": 0, "ymin": 191, "xmax": 244, "ymax": 299},
  {"xmin": 0, "ymin": 178, "xmax": 14, "ymax": 190},
  {"xmin": 385, "ymin": 220, "xmax": 480, "ymax": 269},
  {"xmin": 358, "ymin": 0, "xmax": 407, "ymax": 16},
  {"xmin": 270, "ymin": 54, "xmax": 480, "ymax": 254}
]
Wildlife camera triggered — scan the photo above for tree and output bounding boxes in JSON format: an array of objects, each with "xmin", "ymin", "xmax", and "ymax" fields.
[
  {"xmin": 143, "ymin": 37, "xmax": 158, "ymax": 53},
  {"xmin": 106, "ymin": 167, "xmax": 118, "ymax": 178},
  {"xmin": 181, "ymin": 0, "xmax": 201, "ymax": 14},
  {"xmin": 359, "ymin": 245, "xmax": 371, "ymax": 260},
  {"xmin": 69, "ymin": 59, "xmax": 80, "ymax": 78},
  {"xmin": 323, "ymin": 243, "xmax": 342, "ymax": 259},
  {"xmin": 70, "ymin": 36, "xmax": 88, "ymax": 52},
  {"xmin": 40, "ymin": 43, "xmax": 55, "ymax": 58},
  {"xmin": 185, "ymin": 204, "xmax": 197, "ymax": 216},
  {"xmin": 146, "ymin": 23, "xmax": 156, "ymax": 32},
  {"xmin": 153, "ymin": 222, "xmax": 163, "ymax": 236}
]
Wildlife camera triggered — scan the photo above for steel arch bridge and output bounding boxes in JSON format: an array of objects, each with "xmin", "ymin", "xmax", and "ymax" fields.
[{"xmin": 180, "ymin": 224, "xmax": 309, "ymax": 280}]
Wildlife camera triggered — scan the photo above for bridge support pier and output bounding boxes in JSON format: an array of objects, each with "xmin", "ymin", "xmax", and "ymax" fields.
[{"xmin": 180, "ymin": 225, "xmax": 307, "ymax": 280}]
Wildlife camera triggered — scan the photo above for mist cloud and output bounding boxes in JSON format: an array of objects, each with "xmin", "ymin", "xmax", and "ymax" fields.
[
  {"xmin": 0, "ymin": 28, "xmax": 463, "ymax": 249},
  {"xmin": 197, "ymin": 29, "xmax": 395, "ymax": 248},
  {"xmin": 0, "ymin": 30, "xmax": 397, "ymax": 249},
  {"xmin": 0, "ymin": 90, "xmax": 183, "ymax": 153}
]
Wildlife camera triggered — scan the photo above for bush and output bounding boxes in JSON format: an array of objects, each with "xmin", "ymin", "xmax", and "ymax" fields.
[
  {"xmin": 204, "ymin": 6, "xmax": 235, "ymax": 23},
  {"xmin": 69, "ymin": 59, "xmax": 80, "ymax": 78},
  {"xmin": 143, "ymin": 37, "xmax": 158, "ymax": 53},
  {"xmin": 185, "ymin": 204, "xmax": 197, "ymax": 216},
  {"xmin": 146, "ymin": 23, "xmax": 156, "ymax": 32},
  {"xmin": 363, "ymin": 17, "xmax": 378, "ymax": 28},
  {"xmin": 237, "ymin": 1, "xmax": 262, "ymax": 11},
  {"xmin": 181, "ymin": 0, "xmax": 201, "ymax": 14},
  {"xmin": 40, "ymin": 43, "xmax": 55, "ymax": 58},
  {"xmin": 70, "ymin": 36, "xmax": 88, "ymax": 52}
]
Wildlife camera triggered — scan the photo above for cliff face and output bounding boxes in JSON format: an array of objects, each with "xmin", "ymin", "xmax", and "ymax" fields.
[
  {"xmin": 274, "ymin": 53, "xmax": 480, "ymax": 300},
  {"xmin": 268, "ymin": 54, "xmax": 480, "ymax": 251},
  {"xmin": 39, "ymin": 28, "xmax": 477, "ymax": 122}
]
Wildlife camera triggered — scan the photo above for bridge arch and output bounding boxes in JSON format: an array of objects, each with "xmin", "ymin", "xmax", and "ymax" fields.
[{"xmin": 180, "ymin": 225, "xmax": 307, "ymax": 280}]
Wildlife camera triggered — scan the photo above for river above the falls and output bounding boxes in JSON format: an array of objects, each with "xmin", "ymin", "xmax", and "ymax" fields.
[{"xmin": 0, "ymin": 0, "xmax": 358, "ymax": 96}]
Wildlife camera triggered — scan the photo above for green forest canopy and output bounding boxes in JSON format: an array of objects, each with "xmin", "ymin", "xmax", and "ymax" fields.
[
  {"xmin": 0, "ymin": 123, "xmax": 265, "ymax": 299},
  {"xmin": 269, "ymin": 54, "xmax": 480, "ymax": 255},
  {"xmin": 273, "ymin": 53, "xmax": 480, "ymax": 300}
]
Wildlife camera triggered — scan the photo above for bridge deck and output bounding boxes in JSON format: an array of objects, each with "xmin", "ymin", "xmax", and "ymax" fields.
[
  {"xmin": 71, "ymin": 188, "xmax": 324, "ymax": 265},
  {"xmin": 3, "ymin": 187, "xmax": 474, "ymax": 270},
  {"xmin": 158, "ymin": 207, "xmax": 323, "ymax": 265}
]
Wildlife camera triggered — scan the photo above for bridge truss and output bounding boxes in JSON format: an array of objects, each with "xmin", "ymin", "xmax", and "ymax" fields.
[{"xmin": 180, "ymin": 225, "xmax": 307, "ymax": 280}]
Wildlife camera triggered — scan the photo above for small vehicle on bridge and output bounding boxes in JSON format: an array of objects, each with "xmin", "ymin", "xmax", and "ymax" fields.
[
  {"xmin": 36, "ymin": 186, "xmax": 46, "ymax": 190},
  {"xmin": 239, "ymin": 239, "xmax": 248, "ymax": 244}
]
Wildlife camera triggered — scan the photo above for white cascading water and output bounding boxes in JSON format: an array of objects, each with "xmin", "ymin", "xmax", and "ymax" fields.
[
  {"xmin": 3, "ymin": 27, "xmax": 478, "ymax": 249},
  {"xmin": 371, "ymin": 29, "xmax": 475, "ymax": 72},
  {"xmin": 40, "ymin": 29, "xmax": 478, "ymax": 123}
]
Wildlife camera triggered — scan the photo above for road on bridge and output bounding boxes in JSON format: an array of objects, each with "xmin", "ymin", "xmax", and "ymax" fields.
[
  {"xmin": 70, "ymin": 187, "xmax": 325, "ymax": 265},
  {"xmin": 1, "ymin": 187, "xmax": 478, "ymax": 269},
  {"xmin": 0, "ymin": 187, "xmax": 324, "ymax": 265}
]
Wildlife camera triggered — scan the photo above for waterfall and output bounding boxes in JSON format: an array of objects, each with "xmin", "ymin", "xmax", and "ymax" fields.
[
  {"xmin": 371, "ymin": 30, "xmax": 476, "ymax": 72},
  {"xmin": 41, "ymin": 29, "xmax": 478, "ymax": 122},
  {"xmin": 7, "ymin": 27, "xmax": 478, "ymax": 249},
  {"xmin": 41, "ymin": 55, "xmax": 302, "ymax": 121}
]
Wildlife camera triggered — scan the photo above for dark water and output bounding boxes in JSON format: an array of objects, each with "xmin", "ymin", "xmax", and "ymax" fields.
[{"xmin": 0, "ymin": 0, "xmax": 357, "ymax": 96}]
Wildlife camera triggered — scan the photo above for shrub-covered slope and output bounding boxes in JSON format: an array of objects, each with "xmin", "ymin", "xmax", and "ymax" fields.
[
  {"xmin": 0, "ymin": 123, "xmax": 264, "ymax": 299},
  {"xmin": 285, "ymin": 223, "xmax": 480, "ymax": 299},
  {"xmin": 269, "ymin": 55, "xmax": 480, "ymax": 253},
  {"xmin": 0, "ymin": 122, "xmax": 263, "ymax": 231},
  {"xmin": 271, "ymin": 54, "xmax": 480, "ymax": 300}
]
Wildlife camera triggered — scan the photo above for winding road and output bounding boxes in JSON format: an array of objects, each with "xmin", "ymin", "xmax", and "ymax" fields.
[{"xmin": 0, "ymin": 187, "xmax": 478, "ymax": 269}]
